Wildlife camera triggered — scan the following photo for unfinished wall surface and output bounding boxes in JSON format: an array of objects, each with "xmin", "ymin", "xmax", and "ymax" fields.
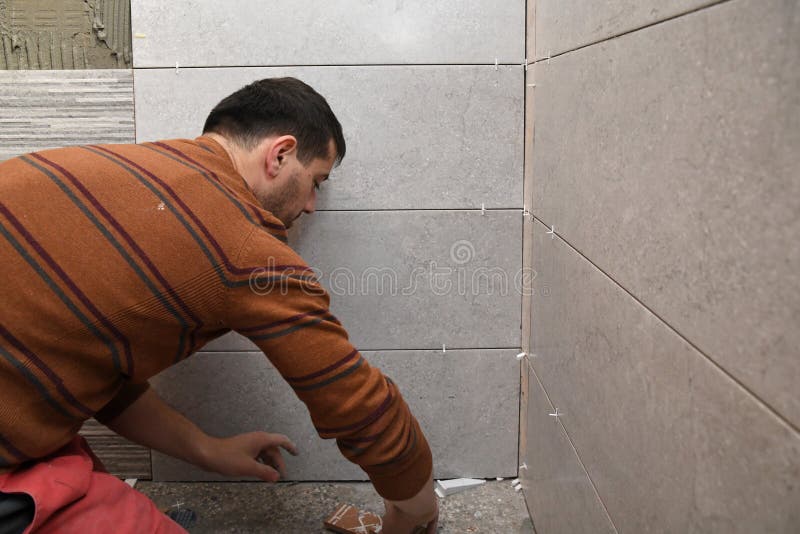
[
  {"xmin": 131, "ymin": 1, "xmax": 527, "ymax": 481},
  {"xmin": 0, "ymin": 0, "xmax": 131, "ymax": 69},
  {"xmin": 522, "ymin": 0, "xmax": 800, "ymax": 532}
]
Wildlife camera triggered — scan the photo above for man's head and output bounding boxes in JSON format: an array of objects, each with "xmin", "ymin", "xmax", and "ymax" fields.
[{"xmin": 203, "ymin": 78, "xmax": 346, "ymax": 228}]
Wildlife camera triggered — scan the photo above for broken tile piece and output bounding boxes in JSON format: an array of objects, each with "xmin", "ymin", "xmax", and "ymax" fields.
[
  {"xmin": 324, "ymin": 503, "xmax": 382, "ymax": 534},
  {"xmin": 435, "ymin": 478, "xmax": 487, "ymax": 497}
]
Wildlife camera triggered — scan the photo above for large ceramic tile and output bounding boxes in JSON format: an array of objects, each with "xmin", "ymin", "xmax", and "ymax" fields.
[
  {"xmin": 522, "ymin": 364, "xmax": 616, "ymax": 534},
  {"xmin": 534, "ymin": 0, "xmax": 718, "ymax": 57},
  {"xmin": 201, "ymin": 210, "xmax": 522, "ymax": 352},
  {"xmin": 530, "ymin": 221, "xmax": 800, "ymax": 533},
  {"xmin": 532, "ymin": 0, "xmax": 800, "ymax": 424},
  {"xmin": 133, "ymin": 66, "xmax": 524, "ymax": 209},
  {"xmin": 0, "ymin": 70, "xmax": 134, "ymax": 161},
  {"xmin": 151, "ymin": 349, "xmax": 520, "ymax": 481},
  {"xmin": 131, "ymin": 1, "xmax": 524, "ymax": 67}
]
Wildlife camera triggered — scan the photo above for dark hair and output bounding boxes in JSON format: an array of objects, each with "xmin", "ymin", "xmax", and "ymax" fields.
[{"xmin": 203, "ymin": 77, "xmax": 345, "ymax": 165}]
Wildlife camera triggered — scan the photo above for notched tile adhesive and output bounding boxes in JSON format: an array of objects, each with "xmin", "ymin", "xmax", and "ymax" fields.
[{"xmin": 0, "ymin": 0, "xmax": 131, "ymax": 69}]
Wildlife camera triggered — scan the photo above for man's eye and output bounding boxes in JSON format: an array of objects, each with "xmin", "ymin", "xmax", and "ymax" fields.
[{"xmin": 314, "ymin": 182, "xmax": 321, "ymax": 191}]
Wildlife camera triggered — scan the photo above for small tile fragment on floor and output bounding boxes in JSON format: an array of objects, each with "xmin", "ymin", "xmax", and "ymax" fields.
[{"xmin": 137, "ymin": 480, "xmax": 534, "ymax": 533}]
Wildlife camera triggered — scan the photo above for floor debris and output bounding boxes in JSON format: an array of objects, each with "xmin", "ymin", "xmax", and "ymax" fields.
[{"xmin": 434, "ymin": 478, "xmax": 486, "ymax": 498}]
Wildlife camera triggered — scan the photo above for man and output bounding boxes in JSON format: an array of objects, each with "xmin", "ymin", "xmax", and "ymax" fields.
[{"xmin": 0, "ymin": 78, "xmax": 437, "ymax": 533}]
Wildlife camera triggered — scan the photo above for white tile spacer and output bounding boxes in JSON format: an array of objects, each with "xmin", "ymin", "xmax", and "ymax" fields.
[
  {"xmin": 549, "ymin": 408, "xmax": 562, "ymax": 419},
  {"xmin": 511, "ymin": 478, "xmax": 520, "ymax": 485},
  {"xmin": 545, "ymin": 50, "xmax": 552, "ymax": 64},
  {"xmin": 175, "ymin": 61, "xmax": 180, "ymax": 74},
  {"xmin": 442, "ymin": 343, "xmax": 446, "ymax": 353},
  {"xmin": 514, "ymin": 484, "xmax": 523, "ymax": 492},
  {"xmin": 124, "ymin": 478, "xmax": 137, "ymax": 488},
  {"xmin": 481, "ymin": 203, "xmax": 486, "ymax": 215},
  {"xmin": 519, "ymin": 462, "xmax": 528, "ymax": 471},
  {"xmin": 496, "ymin": 477, "xmax": 504, "ymax": 481},
  {"xmin": 515, "ymin": 351, "xmax": 527, "ymax": 361},
  {"xmin": 547, "ymin": 225, "xmax": 555, "ymax": 239},
  {"xmin": 522, "ymin": 58, "xmax": 528, "ymax": 71},
  {"xmin": 527, "ymin": 83, "xmax": 537, "ymax": 87},
  {"xmin": 494, "ymin": 57, "xmax": 499, "ymax": 71},
  {"xmin": 133, "ymin": 33, "xmax": 146, "ymax": 39}
]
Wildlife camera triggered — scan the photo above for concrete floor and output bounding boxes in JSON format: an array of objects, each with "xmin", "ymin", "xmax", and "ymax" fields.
[{"xmin": 138, "ymin": 480, "xmax": 534, "ymax": 533}]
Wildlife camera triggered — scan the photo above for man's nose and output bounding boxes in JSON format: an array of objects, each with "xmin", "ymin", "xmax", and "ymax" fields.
[{"xmin": 303, "ymin": 190, "xmax": 317, "ymax": 214}]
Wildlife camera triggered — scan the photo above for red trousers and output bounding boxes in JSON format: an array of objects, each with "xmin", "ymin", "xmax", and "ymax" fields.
[{"xmin": 0, "ymin": 437, "xmax": 185, "ymax": 534}]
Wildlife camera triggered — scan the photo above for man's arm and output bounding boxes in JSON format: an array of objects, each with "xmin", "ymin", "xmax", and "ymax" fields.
[
  {"xmin": 98, "ymin": 385, "xmax": 297, "ymax": 482},
  {"xmin": 223, "ymin": 228, "xmax": 437, "ymax": 531}
]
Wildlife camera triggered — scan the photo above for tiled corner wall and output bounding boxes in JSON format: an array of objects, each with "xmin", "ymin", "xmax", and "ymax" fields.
[
  {"xmin": 129, "ymin": 1, "xmax": 527, "ymax": 481},
  {"xmin": 521, "ymin": 0, "xmax": 800, "ymax": 532}
]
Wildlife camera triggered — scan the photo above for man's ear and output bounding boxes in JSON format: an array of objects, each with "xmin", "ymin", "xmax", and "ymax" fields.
[{"xmin": 264, "ymin": 135, "xmax": 298, "ymax": 178}]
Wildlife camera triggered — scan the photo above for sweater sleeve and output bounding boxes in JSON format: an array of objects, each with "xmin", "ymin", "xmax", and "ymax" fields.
[
  {"xmin": 221, "ymin": 229, "xmax": 432, "ymax": 500},
  {"xmin": 94, "ymin": 380, "xmax": 151, "ymax": 425}
]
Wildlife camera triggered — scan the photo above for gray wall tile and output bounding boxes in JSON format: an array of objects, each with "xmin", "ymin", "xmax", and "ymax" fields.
[
  {"xmin": 131, "ymin": 1, "xmax": 524, "ymax": 67},
  {"xmin": 532, "ymin": 0, "xmax": 800, "ymax": 424},
  {"xmin": 529, "ymin": 221, "xmax": 800, "ymax": 533},
  {"xmin": 151, "ymin": 349, "xmax": 520, "ymax": 481},
  {"xmin": 133, "ymin": 66, "xmax": 524, "ymax": 210},
  {"xmin": 202, "ymin": 210, "xmax": 522, "ymax": 352},
  {"xmin": 522, "ymin": 364, "xmax": 616, "ymax": 534},
  {"xmin": 0, "ymin": 70, "xmax": 134, "ymax": 161},
  {"xmin": 534, "ymin": 0, "xmax": 718, "ymax": 57}
]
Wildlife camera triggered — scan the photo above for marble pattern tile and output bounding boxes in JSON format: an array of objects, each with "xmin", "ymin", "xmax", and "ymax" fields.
[
  {"xmin": 200, "ymin": 209, "xmax": 522, "ymax": 351},
  {"xmin": 0, "ymin": 70, "xmax": 134, "ymax": 161},
  {"xmin": 534, "ymin": 0, "xmax": 717, "ymax": 57},
  {"xmin": 521, "ymin": 363, "xmax": 616, "ymax": 534},
  {"xmin": 532, "ymin": 0, "xmax": 800, "ymax": 424},
  {"xmin": 133, "ymin": 66, "xmax": 523, "ymax": 209},
  {"xmin": 131, "ymin": 1, "xmax": 524, "ymax": 67},
  {"xmin": 151, "ymin": 349, "xmax": 520, "ymax": 481},
  {"xmin": 529, "ymin": 221, "xmax": 800, "ymax": 532}
]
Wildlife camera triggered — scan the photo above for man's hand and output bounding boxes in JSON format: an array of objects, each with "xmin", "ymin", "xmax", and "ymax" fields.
[
  {"xmin": 196, "ymin": 431, "xmax": 298, "ymax": 482},
  {"xmin": 102, "ymin": 388, "xmax": 298, "ymax": 481},
  {"xmin": 381, "ymin": 473, "xmax": 438, "ymax": 533},
  {"xmin": 382, "ymin": 498, "xmax": 438, "ymax": 534}
]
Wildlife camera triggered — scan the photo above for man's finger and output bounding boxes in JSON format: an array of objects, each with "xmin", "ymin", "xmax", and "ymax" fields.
[
  {"xmin": 260, "ymin": 448, "xmax": 287, "ymax": 479},
  {"xmin": 268, "ymin": 433, "xmax": 298, "ymax": 456},
  {"xmin": 258, "ymin": 432, "xmax": 297, "ymax": 456},
  {"xmin": 252, "ymin": 461, "xmax": 280, "ymax": 483}
]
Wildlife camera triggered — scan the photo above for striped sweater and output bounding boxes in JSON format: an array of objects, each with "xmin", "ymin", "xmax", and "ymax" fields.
[{"xmin": 0, "ymin": 136, "xmax": 432, "ymax": 500}]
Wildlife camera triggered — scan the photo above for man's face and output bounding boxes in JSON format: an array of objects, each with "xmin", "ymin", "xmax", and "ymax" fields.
[{"xmin": 254, "ymin": 140, "xmax": 337, "ymax": 229}]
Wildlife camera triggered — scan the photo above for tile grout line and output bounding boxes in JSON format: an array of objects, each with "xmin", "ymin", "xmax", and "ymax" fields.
[
  {"xmin": 308, "ymin": 207, "xmax": 524, "ymax": 212},
  {"xmin": 529, "ymin": 0, "xmax": 733, "ymax": 64},
  {"xmin": 132, "ymin": 63, "xmax": 529, "ymax": 70},
  {"xmin": 517, "ymin": 0, "xmax": 530, "ymax": 513},
  {"xmin": 531, "ymin": 216, "xmax": 800, "ymax": 436},
  {"xmin": 520, "ymin": 2, "xmax": 540, "ymax": 532},
  {"xmin": 526, "ymin": 358, "xmax": 621, "ymax": 533},
  {"xmin": 198, "ymin": 347, "xmax": 521, "ymax": 354}
]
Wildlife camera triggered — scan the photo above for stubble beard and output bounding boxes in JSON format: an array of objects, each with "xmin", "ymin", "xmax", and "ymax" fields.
[{"xmin": 256, "ymin": 170, "xmax": 303, "ymax": 229}]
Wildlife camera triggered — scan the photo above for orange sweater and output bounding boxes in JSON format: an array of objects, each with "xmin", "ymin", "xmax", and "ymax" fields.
[{"xmin": 0, "ymin": 137, "xmax": 431, "ymax": 499}]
